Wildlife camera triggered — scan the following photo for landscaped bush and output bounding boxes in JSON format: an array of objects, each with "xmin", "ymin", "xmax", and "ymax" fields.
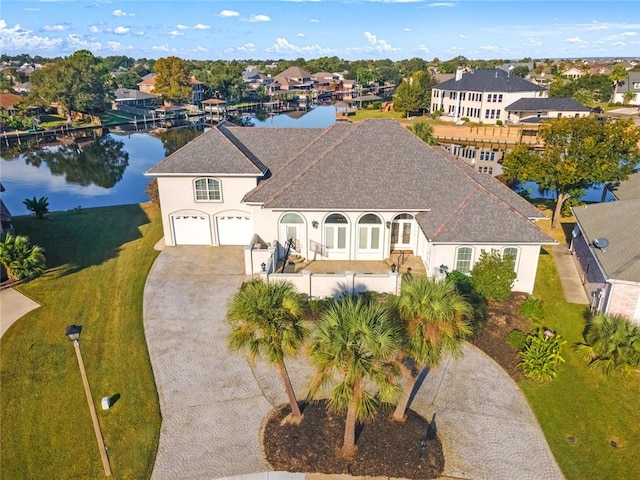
[
  {"xmin": 507, "ymin": 329, "xmax": 528, "ymax": 350},
  {"xmin": 575, "ymin": 313, "xmax": 640, "ymax": 375},
  {"xmin": 460, "ymin": 117, "xmax": 470, "ymax": 122},
  {"xmin": 470, "ymin": 249, "xmax": 517, "ymax": 302},
  {"xmin": 495, "ymin": 119, "xmax": 503, "ymax": 126},
  {"xmin": 0, "ymin": 233, "xmax": 46, "ymax": 281},
  {"xmin": 520, "ymin": 296, "xmax": 544, "ymax": 321},
  {"xmin": 518, "ymin": 327, "xmax": 565, "ymax": 382},
  {"xmin": 447, "ymin": 270, "xmax": 475, "ymax": 295}
]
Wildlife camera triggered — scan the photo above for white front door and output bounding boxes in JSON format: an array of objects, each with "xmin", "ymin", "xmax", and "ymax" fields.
[
  {"xmin": 216, "ymin": 215, "xmax": 252, "ymax": 245},
  {"xmin": 391, "ymin": 219, "xmax": 413, "ymax": 250},
  {"xmin": 172, "ymin": 215, "xmax": 212, "ymax": 245}
]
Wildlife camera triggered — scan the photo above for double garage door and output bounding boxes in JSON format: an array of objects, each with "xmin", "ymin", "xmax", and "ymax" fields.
[{"xmin": 171, "ymin": 214, "xmax": 252, "ymax": 246}]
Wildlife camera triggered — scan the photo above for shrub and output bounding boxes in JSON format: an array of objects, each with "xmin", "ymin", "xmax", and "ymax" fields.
[
  {"xmin": 470, "ymin": 249, "xmax": 517, "ymax": 302},
  {"xmin": 520, "ymin": 296, "xmax": 544, "ymax": 321},
  {"xmin": 575, "ymin": 313, "xmax": 640, "ymax": 375},
  {"xmin": 460, "ymin": 117, "xmax": 470, "ymax": 122},
  {"xmin": 495, "ymin": 120, "xmax": 503, "ymax": 126},
  {"xmin": 518, "ymin": 327, "xmax": 565, "ymax": 382},
  {"xmin": 145, "ymin": 178, "xmax": 159, "ymax": 206},
  {"xmin": 507, "ymin": 329, "xmax": 527, "ymax": 350},
  {"xmin": 447, "ymin": 270, "xmax": 475, "ymax": 296},
  {"xmin": 0, "ymin": 233, "xmax": 46, "ymax": 281}
]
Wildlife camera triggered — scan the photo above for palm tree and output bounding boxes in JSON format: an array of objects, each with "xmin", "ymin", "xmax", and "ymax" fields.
[
  {"xmin": 308, "ymin": 295, "xmax": 401, "ymax": 458},
  {"xmin": 575, "ymin": 313, "xmax": 640, "ymax": 375},
  {"xmin": 227, "ymin": 279, "xmax": 308, "ymax": 421},
  {"xmin": 609, "ymin": 64, "xmax": 628, "ymax": 103},
  {"xmin": 0, "ymin": 233, "xmax": 46, "ymax": 281},
  {"xmin": 392, "ymin": 276, "xmax": 472, "ymax": 422},
  {"xmin": 22, "ymin": 196, "xmax": 49, "ymax": 220}
]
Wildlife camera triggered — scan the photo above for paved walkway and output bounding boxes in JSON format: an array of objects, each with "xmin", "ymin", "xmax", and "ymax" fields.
[
  {"xmin": 0, "ymin": 287, "xmax": 40, "ymax": 338},
  {"xmin": 144, "ymin": 247, "xmax": 564, "ymax": 480},
  {"xmin": 551, "ymin": 244, "xmax": 589, "ymax": 305}
]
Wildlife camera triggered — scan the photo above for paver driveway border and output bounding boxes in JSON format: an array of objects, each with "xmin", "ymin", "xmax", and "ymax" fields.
[{"xmin": 143, "ymin": 246, "xmax": 564, "ymax": 480}]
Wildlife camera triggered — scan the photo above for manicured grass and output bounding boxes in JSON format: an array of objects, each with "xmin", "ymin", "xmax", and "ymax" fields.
[
  {"xmin": 1, "ymin": 203, "xmax": 163, "ymax": 479},
  {"xmin": 522, "ymin": 250, "xmax": 640, "ymax": 480},
  {"xmin": 350, "ymin": 109, "xmax": 406, "ymax": 121},
  {"xmin": 99, "ymin": 110, "xmax": 146, "ymax": 124}
]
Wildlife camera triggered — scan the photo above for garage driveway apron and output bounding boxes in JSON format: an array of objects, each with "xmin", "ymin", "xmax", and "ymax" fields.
[{"xmin": 143, "ymin": 246, "xmax": 272, "ymax": 480}]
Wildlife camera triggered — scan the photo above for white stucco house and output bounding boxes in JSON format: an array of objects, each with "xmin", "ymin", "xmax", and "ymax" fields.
[
  {"xmin": 146, "ymin": 120, "xmax": 554, "ymax": 294},
  {"xmin": 431, "ymin": 68, "xmax": 547, "ymax": 123},
  {"xmin": 505, "ymin": 98, "xmax": 591, "ymax": 124}
]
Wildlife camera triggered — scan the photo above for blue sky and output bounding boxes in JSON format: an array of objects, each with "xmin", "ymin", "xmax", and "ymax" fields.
[{"xmin": 1, "ymin": 1, "xmax": 639, "ymax": 61}]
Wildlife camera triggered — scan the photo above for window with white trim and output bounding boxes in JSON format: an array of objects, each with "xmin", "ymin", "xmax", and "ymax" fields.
[
  {"xmin": 194, "ymin": 178, "xmax": 221, "ymax": 201},
  {"xmin": 455, "ymin": 247, "xmax": 473, "ymax": 274},
  {"xmin": 502, "ymin": 247, "xmax": 518, "ymax": 269},
  {"xmin": 357, "ymin": 214, "xmax": 382, "ymax": 251},
  {"xmin": 324, "ymin": 213, "xmax": 348, "ymax": 250}
]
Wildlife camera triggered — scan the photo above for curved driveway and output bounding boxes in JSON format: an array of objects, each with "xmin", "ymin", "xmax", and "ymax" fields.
[{"xmin": 143, "ymin": 246, "xmax": 564, "ymax": 480}]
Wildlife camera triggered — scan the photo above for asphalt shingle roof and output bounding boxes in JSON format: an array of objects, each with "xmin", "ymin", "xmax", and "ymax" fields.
[
  {"xmin": 506, "ymin": 98, "xmax": 590, "ymax": 112},
  {"xmin": 607, "ymin": 171, "xmax": 640, "ymax": 201},
  {"xmin": 434, "ymin": 68, "xmax": 546, "ymax": 93},
  {"xmin": 572, "ymin": 199, "xmax": 640, "ymax": 283},
  {"xmin": 147, "ymin": 119, "xmax": 553, "ymax": 244}
]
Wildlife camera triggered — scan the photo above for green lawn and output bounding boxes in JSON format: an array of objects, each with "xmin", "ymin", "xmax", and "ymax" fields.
[
  {"xmin": 522, "ymin": 250, "xmax": 640, "ymax": 480},
  {"xmin": 0, "ymin": 204, "xmax": 163, "ymax": 479}
]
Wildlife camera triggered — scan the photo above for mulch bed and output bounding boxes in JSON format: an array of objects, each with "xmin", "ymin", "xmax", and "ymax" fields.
[
  {"xmin": 264, "ymin": 400, "xmax": 444, "ymax": 479},
  {"xmin": 470, "ymin": 291, "xmax": 534, "ymax": 381}
]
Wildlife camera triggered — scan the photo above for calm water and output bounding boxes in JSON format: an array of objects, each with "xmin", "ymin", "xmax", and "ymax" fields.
[{"xmin": 0, "ymin": 106, "xmax": 338, "ymax": 216}]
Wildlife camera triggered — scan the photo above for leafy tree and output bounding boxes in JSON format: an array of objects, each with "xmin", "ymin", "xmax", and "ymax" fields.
[
  {"xmin": 518, "ymin": 327, "xmax": 565, "ymax": 382},
  {"xmin": 408, "ymin": 122, "xmax": 436, "ymax": 145},
  {"xmin": 114, "ymin": 71, "xmax": 142, "ymax": 89},
  {"xmin": 575, "ymin": 313, "xmax": 640, "ymax": 375},
  {"xmin": 153, "ymin": 56, "xmax": 191, "ymax": 104},
  {"xmin": 502, "ymin": 117, "xmax": 640, "ymax": 229},
  {"xmin": 227, "ymin": 279, "xmax": 308, "ymax": 421},
  {"xmin": 393, "ymin": 70, "xmax": 434, "ymax": 115},
  {"xmin": 549, "ymin": 74, "xmax": 613, "ymax": 103},
  {"xmin": 23, "ymin": 196, "xmax": 49, "ymax": 219},
  {"xmin": 392, "ymin": 277, "xmax": 472, "ymax": 421},
  {"xmin": 510, "ymin": 65, "xmax": 530, "ymax": 78},
  {"xmin": 101, "ymin": 55, "xmax": 135, "ymax": 72},
  {"xmin": 470, "ymin": 249, "xmax": 517, "ymax": 302},
  {"xmin": 309, "ymin": 295, "xmax": 401, "ymax": 458},
  {"xmin": 572, "ymin": 88, "xmax": 595, "ymax": 108},
  {"xmin": 623, "ymin": 92, "xmax": 635, "ymax": 105},
  {"xmin": 0, "ymin": 233, "xmax": 46, "ymax": 281},
  {"xmin": 28, "ymin": 50, "xmax": 109, "ymax": 119}
]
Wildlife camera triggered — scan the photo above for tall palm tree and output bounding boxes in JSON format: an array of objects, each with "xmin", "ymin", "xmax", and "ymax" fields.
[
  {"xmin": 0, "ymin": 233, "xmax": 46, "ymax": 281},
  {"xmin": 575, "ymin": 313, "xmax": 640, "ymax": 375},
  {"xmin": 227, "ymin": 279, "xmax": 308, "ymax": 421},
  {"xmin": 308, "ymin": 295, "xmax": 401, "ymax": 458},
  {"xmin": 609, "ymin": 64, "xmax": 628, "ymax": 103},
  {"xmin": 392, "ymin": 276, "xmax": 472, "ymax": 422}
]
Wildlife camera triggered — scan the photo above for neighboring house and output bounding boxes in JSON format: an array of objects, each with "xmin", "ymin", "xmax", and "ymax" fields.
[
  {"xmin": 431, "ymin": 68, "xmax": 547, "ymax": 122},
  {"xmin": 311, "ymin": 72, "xmax": 341, "ymax": 92},
  {"xmin": 137, "ymin": 73, "xmax": 205, "ymax": 104},
  {"xmin": 272, "ymin": 66, "xmax": 315, "ymax": 91},
  {"xmin": 611, "ymin": 72, "xmax": 640, "ymax": 106},
  {"xmin": 571, "ymin": 199, "xmax": 640, "ymax": 323},
  {"xmin": 605, "ymin": 171, "xmax": 640, "ymax": 201},
  {"xmin": 505, "ymin": 98, "xmax": 591, "ymax": 124},
  {"xmin": 0, "ymin": 92, "xmax": 21, "ymax": 116},
  {"xmin": 562, "ymin": 68, "xmax": 583, "ymax": 80},
  {"xmin": 146, "ymin": 119, "xmax": 553, "ymax": 294},
  {"xmin": 112, "ymin": 87, "xmax": 158, "ymax": 110},
  {"xmin": 13, "ymin": 82, "xmax": 31, "ymax": 94}
]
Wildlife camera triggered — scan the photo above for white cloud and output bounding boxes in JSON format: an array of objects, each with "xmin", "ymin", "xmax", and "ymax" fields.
[
  {"xmin": 363, "ymin": 31, "xmax": 399, "ymax": 52},
  {"xmin": 24, "ymin": 8, "xmax": 40, "ymax": 11},
  {"xmin": 168, "ymin": 30, "xmax": 184, "ymax": 37},
  {"xmin": 249, "ymin": 14, "xmax": 271, "ymax": 22},
  {"xmin": 112, "ymin": 9, "xmax": 134, "ymax": 17},
  {"xmin": 66, "ymin": 34, "xmax": 102, "ymax": 52},
  {"xmin": 151, "ymin": 44, "xmax": 171, "ymax": 52},
  {"xmin": 192, "ymin": 46, "xmax": 209, "ymax": 53},
  {"xmin": 194, "ymin": 24, "xmax": 211, "ymax": 30},
  {"xmin": 528, "ymin": 37, "xmax": 542, "ymax": 46},
  {"xmin": 107, "ymin": 41, "xmax": 133, "ymax": 52},
  {"xmin": 219, "ymin": 10, "xmax": 240, "ymax": 18},
  {"xmin": 177, "ymin": 24, "xmax": 189, "ymax": 30},
  {"xmin": 459, "ymin": 33, "xmax": 467, "ymax": 38},
  {"xmin": 225, "ymin": 42, "xmax": 256, "ymax": 54},
  {"xmin": 0, "ymin": 20, "xmax": 62, "ymax": 51},
  {"xmin": 611, "ymin": 42, "xmax": 626, "ymax": 46},
  {"xmin": 113, "ymin": 26, "xmax": 130, "ymax": 35},
  {"xmin": 416, "ymin": 44, "xmax": 430, "ymax": 53},
  {"xmin": 296, "ymin": 32, "xmax": 304, "ymax": 37},
  {"xmin": 480, "ymin": 45, "xmax": 499, "ymax": 51},
  {"xmin": 565, "ymin": 36, "xmax": 586, "ymax": 44},
  {"xmin": 620, "ymin": 31, "xmax": 638, "ymax": 37},
  {"xmin": 42, "ymin": 24, "xmax": 69, "ymax": 32},
  {"xmin": 89, "ymin": 25, "xmax": 102, "ymax": 34},
  {"xmin": 403, "ymin": 27, "xmax": 411, "ymax": 32},
  {"xmin": 310, "ymin": 19, "xmax": 320, "ymax": 23},
  {"xmin": 266, "ymin": 37, "xmax": 335, "ymax": 56},
  {"xmin": 427, "ymin": 2, "xmax": 455, "ymax": 7}
]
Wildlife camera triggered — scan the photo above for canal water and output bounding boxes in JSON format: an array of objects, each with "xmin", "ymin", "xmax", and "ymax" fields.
[{"xmin": 0, "ymin": 106, "xmax": 338, "ymax": 216}]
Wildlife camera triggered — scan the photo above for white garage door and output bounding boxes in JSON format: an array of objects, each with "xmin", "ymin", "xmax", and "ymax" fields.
[
  {"xmin": 216, "ymin": 215, "xmax": 252, "ymax": 245},
  {"xmin": 172, "ymin": 215, "xmax": 212, "ymax": 245}
]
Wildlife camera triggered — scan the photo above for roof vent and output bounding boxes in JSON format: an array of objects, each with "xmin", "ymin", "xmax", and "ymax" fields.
[{"xmin": 593, "ymin": 237, "xmax": 609, "ymax": 251}]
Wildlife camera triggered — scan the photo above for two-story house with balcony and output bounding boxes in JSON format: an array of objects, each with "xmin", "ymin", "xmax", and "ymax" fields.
[{"xmin": 431, "ymin": 68, "xmax": 547, "ymax": 123}]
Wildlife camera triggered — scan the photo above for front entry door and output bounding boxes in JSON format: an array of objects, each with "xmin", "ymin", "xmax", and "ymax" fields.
[{"xmin": 391, "ymin": 219, "xmax": 412, "ymax": 251}]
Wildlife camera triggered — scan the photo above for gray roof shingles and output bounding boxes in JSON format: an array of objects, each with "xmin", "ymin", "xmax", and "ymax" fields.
[
  {"xmin": 607, "ymin": 171, "xmax": 640, "ymax": 201},
  {"xmin": 573, "ymin": 199, "xmax": 640, "ymax": 283},
  {"xmin": 147, "ymin": 119, "xmax": 553, "ymax": 244},
  {"xmin": 506, "ymin": 97, "xmax": 590, "ymax": 112},
  {"xmin": 434, "ymin": 68, "xmax": 546, "ymax": 93}
]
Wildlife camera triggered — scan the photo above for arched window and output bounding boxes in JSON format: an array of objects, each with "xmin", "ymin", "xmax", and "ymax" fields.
[
  {"xmin": 502, "ymin": 247, "xmax": 519, "ymax": 270},
  {"xmin": 455, "ymin": 247, "xmax": 474, "ymax": 274},
  {"xmin": 324, "ymin": 213, "xmax": 348, "ymax": 250},
  {"xmin": 280, "ymin": 213, "xmax": 304, "ymax": 224},
  {"xmin": 194, "ymin": 178, "xmax": 221, "ymax": 201},
  {"xmin": 280, "ymin": 213, "xmax": 304, "ymax": 245},
  {"xmin": 358, "ymin": 214, "xmax": 382, "ymax": 251}
]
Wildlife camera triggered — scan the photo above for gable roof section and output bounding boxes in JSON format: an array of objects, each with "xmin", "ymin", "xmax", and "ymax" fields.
[
  {"xmin": 607, "ymin": 171, "xmax": 640, "ymax": 201},
  {"xmin": 506, "ymin": 97, "xmax": 590, "ymax": 112},
  {"xmin": 434, "ymin": 68, "xmax": 545, "ymax": 93},
  {"xmin": 573, "ymin": 199, "xmax": 640, "ymax": 283},
  {"xmin": 145, "ymin": 124, "xmax": 265, "ymax": 176}
]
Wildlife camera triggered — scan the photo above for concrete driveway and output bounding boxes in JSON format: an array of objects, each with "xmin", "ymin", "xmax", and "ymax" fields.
[{"xmin": 144, "ymin": 246, "xmax": 564, "ymax": 480}]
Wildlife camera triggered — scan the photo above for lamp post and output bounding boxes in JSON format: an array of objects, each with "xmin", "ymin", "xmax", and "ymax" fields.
[{"xmin": 65, "ymin": 325, "xmax": 112, "ymax": 477}]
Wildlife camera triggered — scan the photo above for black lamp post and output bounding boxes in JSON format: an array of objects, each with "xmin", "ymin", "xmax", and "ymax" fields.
[
  {"xmin": 65, "ymin": 325, "xmax": 112, "ymax": 476},
  {"xmin": 261, "ymin": 262, "xmax": 267, "ymax": 272},
  {"xmin": 390, "ymin": 263, "xmax": 397, "ymax": 273}
]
